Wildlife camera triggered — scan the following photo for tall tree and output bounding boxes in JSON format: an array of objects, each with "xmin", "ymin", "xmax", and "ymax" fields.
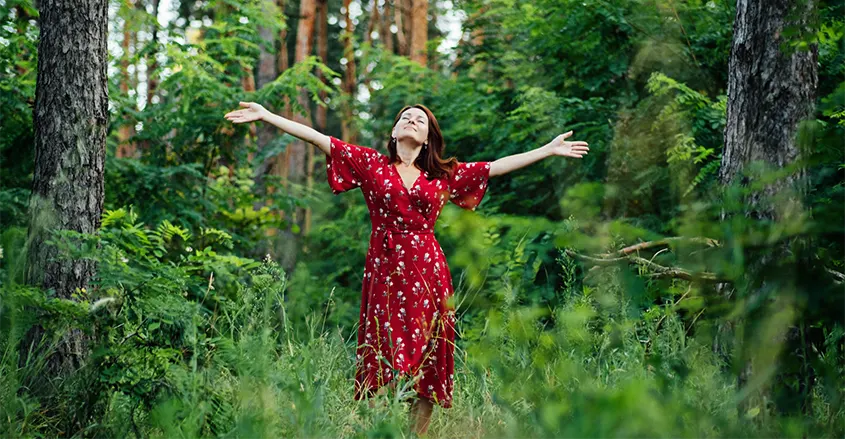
[
  {"xmin": 717, "ymin": 0, "xmax": 818, "ymax": 415},
  {"xmin": 409, "ymin": 0, "xmax": 427, "ymax": 65},
  {"xmin": 256, "ymin": 0, "xmax": 280, "ymax": 152},
  {"xmin": 394, "ymin": 0, "xmax": 408, "ymax": 55},
  {"xmin": 26, "ymin": 0, "xmax": 109, "ymax": 374},
  {"xmin": 719, "ymin": 0, "xmax": 817, "ymax": 202},
  {"xmin": 116, "ymin": 0, "xmax": 136, "ymax": 158},
  {"xmin": 381, "ymin": 0, "xmax": 394, "ymax": 53},
  {"xmin": 146, "ymin": 0, "xmax": 161, "ymax": 107},
  {"xmin": 276, "ymin": 0, "xmax": 317, "ymax": 272},
  {"xmin": 277, "ymin": 0, "xmax": 291, "ymax": 116},
  {"xmin": 341, "ymin": 0, "xmax": 357, "ymax": 142},
  {"xmin": 307, "ymin": 0, "xmax": 330, "ymax": 237},
  {"xmin": 365, "ymin": 0, "xmax": 380, "ymax": 47}
]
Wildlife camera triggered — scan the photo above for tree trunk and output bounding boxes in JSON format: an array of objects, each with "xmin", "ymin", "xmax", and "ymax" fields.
[
  {"xmin": 26, "ymin": 0, "xmax": 108, "ymax": 376},
  {"xmin": 276, "ymin": 0, "xmax": 317, "ymax": 273},
  {"xmin": 394, "ymin": 0, "xmax": 408, "ymax": 55},
  {"xmin": 341, "ymin": 0, "xmax": 357, "ymax": 143},
  {"xmin": 277, "ymin": 0, "xmax": 291, "ymax": 120},
  {"xmin": 256, "ymin": 0, "xmax": 279, "ymax": 154},
  {"xmin": 365, "ymin": 0, "xmax": 379, "ymax": 46},
  {"xmin": 307, "ymin": 0, "xmax": 329, "ymax": 238},
  {"xmin": 381, "ymin": 0, "xmax": 394, "ymax": 53},
  {"xmin": 409, "ymin": 0, "xmax": 427, "ymax": 65},
  {"xmin": 316, "ymin": 0, "xmax": 328, "ymax": 132},
  {"xmin": 716, "ymin": 0, "xmax": 818, "ymax": 418},
  {"xmin": 146, "ymin": 0, "xmax": 160, "ymax": 107},
  {"xmin": 117, "ymin": 0, "xmax": 136, "ymax": 158},
  {"xmin": 241, "ymin": 65, "xmax": 258, "ymax": 152},
  {"xmin": 719, "ymin": 0, "xmax": 817, "ymax": 207}
]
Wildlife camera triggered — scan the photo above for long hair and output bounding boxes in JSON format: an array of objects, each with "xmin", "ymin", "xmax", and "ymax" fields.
[{"xmin": 387, "ymin": 104, "xmax": 458, "ymax": 180}]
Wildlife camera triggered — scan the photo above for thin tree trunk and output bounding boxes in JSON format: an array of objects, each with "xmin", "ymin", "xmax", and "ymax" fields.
[
  {"xmin": 277, "ymin": 0, "xmax": 291, "ymax": 119},
  {"xmin": 307, "ymin": 0, "xmax": 329, "ymax": 238},
  {"xmin": 256, "ymin": 0, "xmax": 279, "ymax": 154},
  {"xmin": 316, "ymin": 0, "xmax": 328, "ymax": 133},
  {"xmin": 341, "ymin": 0, "xmax": 357, "ymax": 143},
  {"xmin": 716, "ymin": 0, "xmax": 818, "ymax": 418},
  {"xmin": 117, "ymin": 0, "xmax": 136, "ymax": 158},
  {"xmin": 241, "ymin": 65, "xmax": 258, "ymax": 151},
  {"xmin": 26, "ymin": 0, "xmax": 108, "ymax": 377},
  {"xmin": 146, "ymin": 0, "xmax": 160, "ymax": 107},
  {"xmin": 277, "ymin": 0, "xmax": 317, "ymax": 273},
  {"xmin": 365, "ymin": 0, "xmax": 379, "ymax": 46},
  {"xmin": 394, "ymin": 0, "xmax": 408, "ymax": 55},
  {"xmin": 381, "ymin": 0, "xmax": 394, "ymax": 53},
  {"xmin": 270, "ymin": 0, "xmax": 291, "ymax": 184},
  {"xmin": 409, "ymin": 0, "xmax": 427, "ymax": 65}
]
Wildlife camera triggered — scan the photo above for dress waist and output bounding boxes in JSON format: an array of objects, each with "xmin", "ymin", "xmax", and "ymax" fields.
[{"xmin": 373, "ymin": 226, "xmax": 433, "ymax": 251}]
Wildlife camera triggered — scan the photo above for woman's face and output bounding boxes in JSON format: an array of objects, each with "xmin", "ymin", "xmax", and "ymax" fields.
[{"xmin": 392, "ymin": 107, "xmax": 429, "ymax": 147}]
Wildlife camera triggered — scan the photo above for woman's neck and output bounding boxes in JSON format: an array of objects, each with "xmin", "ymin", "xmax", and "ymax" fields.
[{"xmin": 395, "ymin": 139, "xmax": 422, "ymax": 168}]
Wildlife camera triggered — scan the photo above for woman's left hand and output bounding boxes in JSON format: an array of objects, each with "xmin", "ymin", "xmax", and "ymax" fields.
[{"xmin": 544, "ymin": 131, "xmax": 590, "ymax": 158}]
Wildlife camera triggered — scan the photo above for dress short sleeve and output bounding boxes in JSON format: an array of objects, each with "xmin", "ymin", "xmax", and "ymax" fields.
[
  {"xmin": 326, "ymin": 136, "xmax": 379, "ymax": 195},
  {"xmin": 448, "ymin": 161, "xmax": 492, "ymax": 210}
]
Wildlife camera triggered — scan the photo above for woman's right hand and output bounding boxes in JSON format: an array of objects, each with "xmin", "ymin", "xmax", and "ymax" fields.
[{"xmin": 224, "ymin": 101, "xmax": 268, "ymax": 124}]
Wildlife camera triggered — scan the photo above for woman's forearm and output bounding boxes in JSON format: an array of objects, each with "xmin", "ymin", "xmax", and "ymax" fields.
[
  {"xmin": 488, "ymin": 144, "xmax": 552, "ymax": 178},
  {"xmin": 262, "ymin": 111, "xmax": 331, "ymax": 155}
]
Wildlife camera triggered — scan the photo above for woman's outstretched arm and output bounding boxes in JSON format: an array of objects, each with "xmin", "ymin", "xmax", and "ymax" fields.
[
  {"xmin": 488, "ymin": 131, "xmax": 589, "ymax": 178},
  {"xmin": 224, "ymin": 101, "xmax": 331, "ymax": 155}
]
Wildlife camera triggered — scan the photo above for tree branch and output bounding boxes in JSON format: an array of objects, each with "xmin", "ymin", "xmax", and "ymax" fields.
[
  {"xmin": 600, "ymin": 237, "xmax": 720, "ymax": 258},
  {"xmin": 564, "ymin": 248, "xmax": 726, "ymax": 282}
]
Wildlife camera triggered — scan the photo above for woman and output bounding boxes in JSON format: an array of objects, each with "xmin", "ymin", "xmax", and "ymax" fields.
[{"xmin": 224, "ymin": 102, "xmax": 589, "ymax": 435}]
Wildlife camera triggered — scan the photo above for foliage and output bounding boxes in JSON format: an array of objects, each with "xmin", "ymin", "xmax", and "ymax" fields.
[{"xmin": 1, "ymin": 0, "xmax": 843, "ymax": 436}]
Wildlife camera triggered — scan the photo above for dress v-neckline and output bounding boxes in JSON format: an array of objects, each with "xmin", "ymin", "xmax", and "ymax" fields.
[{"xmin": 390, "ymin": 163, "xmax": 423, "ymax": 193}]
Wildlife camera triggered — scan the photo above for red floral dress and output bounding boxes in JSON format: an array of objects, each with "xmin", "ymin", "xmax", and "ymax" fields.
[{"xmin": 325, "ymin": 136, "xmax": 491, "ymax": 408}]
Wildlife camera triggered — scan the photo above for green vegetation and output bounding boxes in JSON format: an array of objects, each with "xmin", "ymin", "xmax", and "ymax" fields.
[{"xmin": 1, "ymin": 0, "xmax": 842, "ymax": 437}]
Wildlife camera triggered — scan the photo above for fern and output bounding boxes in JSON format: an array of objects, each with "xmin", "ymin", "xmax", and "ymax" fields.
[{"xmin": 684, "ymin": 156, "xmax": 722, "ymax": 197}]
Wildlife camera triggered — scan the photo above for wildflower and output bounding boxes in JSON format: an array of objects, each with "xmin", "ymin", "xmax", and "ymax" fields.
[{"xmin": 186, "ymin": 246, "xmax": 193, "ymax": 252}]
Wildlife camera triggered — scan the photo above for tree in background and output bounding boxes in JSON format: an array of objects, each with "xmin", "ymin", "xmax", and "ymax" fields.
[{"xmin": 409, "ymin": 0, "xmax": 428, "ymax": 65}]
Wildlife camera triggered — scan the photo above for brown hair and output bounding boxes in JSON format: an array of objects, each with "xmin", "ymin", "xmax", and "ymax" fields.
[{"xmin": 387, "ymin": 104, "xmax": 457, "ymax": 180}]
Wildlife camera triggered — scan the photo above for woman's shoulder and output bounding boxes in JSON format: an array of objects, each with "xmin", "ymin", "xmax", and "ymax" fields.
[{"xmin": 331, "ymin": 136, "xmax": 387, "ymax": 161}]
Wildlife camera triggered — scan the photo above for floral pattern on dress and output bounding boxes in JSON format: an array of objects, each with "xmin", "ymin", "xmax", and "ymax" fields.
[{"xmin": 325, "ymin": 135, "xmax": 491, "ymax": 408}]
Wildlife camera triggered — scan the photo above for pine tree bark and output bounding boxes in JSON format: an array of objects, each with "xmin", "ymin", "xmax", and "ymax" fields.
[
  {"xmin": 409, "ymin": 0, "xmax": 427, "ymax": 65},
  {"xmin": 719, "ymin": 0, "xmax": 817, "ymax": 207},
  {"xmin": 716, "ymin": 0, "xmax": 818, "ymax": 417},
  {"xmin": 26, "ymin": 0, "xmax": 109, "ymax": 376}
]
